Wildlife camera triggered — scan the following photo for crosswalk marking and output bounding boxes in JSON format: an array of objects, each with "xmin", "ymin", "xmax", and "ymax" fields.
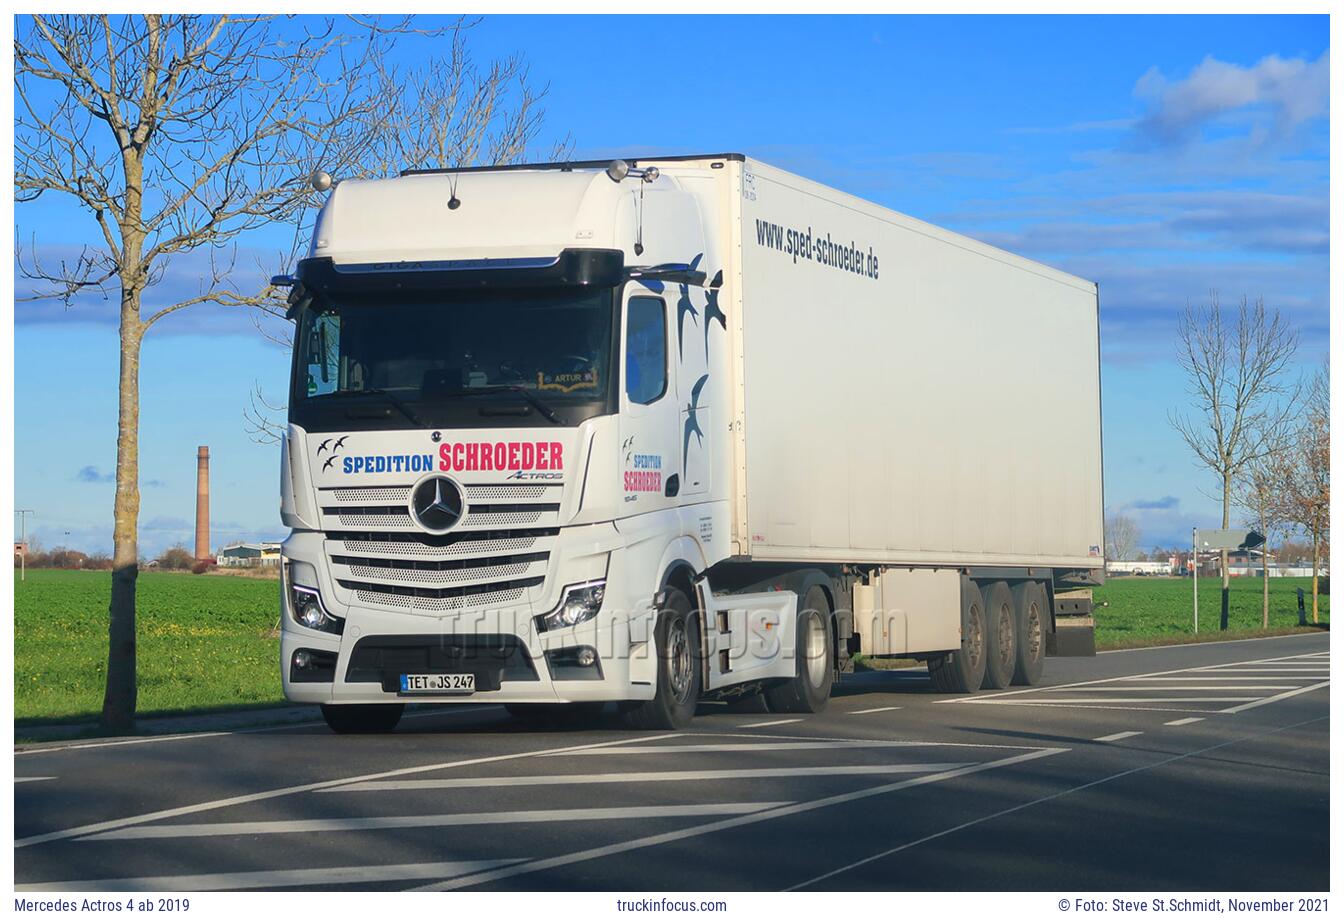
[
  {"xmin": 77, "ymin": 802, "xmax": 788, "ymax": 842},
  {"xmin": 322, "ymin": 763, "xmax": 970, "ymax": 793},
  {"xmin": 1093, "ymin": 731, "xmax": 1143, "ymax": 743},
  {"xmin": 552, "ymin": 740, "xmax": 924, "ymax": 756},
  {"xmin": 15, "ymin": 858, "xmax": 527, "ymax": 893},
  {"xmin": 1220, "ymin": 680, "xmax": 1332, "ymax": 714},
  {"xmin": 1042, "ymin": 685, "xmax": 1299, "ymax": 691}
]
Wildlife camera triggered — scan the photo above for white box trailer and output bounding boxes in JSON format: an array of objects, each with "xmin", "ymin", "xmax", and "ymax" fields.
[{"xmin": 275, "ymin": 153, "xmax": 1103, "ymax": 733}]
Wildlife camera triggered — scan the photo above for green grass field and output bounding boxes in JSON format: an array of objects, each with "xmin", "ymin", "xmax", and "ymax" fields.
[
  {"xmin": 14, "ymin": 569, "xmax": 282, "ymax": 724},
  {"xmin": 1093, "ymin": 575, "xmax": 1328, "ymax": 647},
  {"xmin": 12, "ymin": 568, "xmax": 1330, "ymax": 725}
]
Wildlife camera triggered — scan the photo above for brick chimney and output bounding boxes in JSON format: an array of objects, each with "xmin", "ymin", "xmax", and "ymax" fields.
[{"xmin": 195, "ymin": 446, "xmax": 210, "ymax": 561}]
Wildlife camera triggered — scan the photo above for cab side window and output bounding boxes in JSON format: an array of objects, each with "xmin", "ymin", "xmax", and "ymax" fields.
[{"xmin": 625, "ymin": 296, "xmax": 667, "ymax": 404}]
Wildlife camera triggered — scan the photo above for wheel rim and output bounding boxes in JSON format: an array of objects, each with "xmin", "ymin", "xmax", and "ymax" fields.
[
  {"xmin": 1026, "ymin": 603, "xmax": 1042, "ymax": 661},
  {"xmin": 996, "ymin": 605, "xmax": 1014, "ymax": 668},
  {"xmin": 966, "ymin": 605, "xmax": 983, "ymax": 668},
  {"xmin": 803, "ymin": 612, "xmax": 827, "ymax": 688},
  {"xmin": 667, "ymin": 618, "xmax": 693, "ymax": 704}
]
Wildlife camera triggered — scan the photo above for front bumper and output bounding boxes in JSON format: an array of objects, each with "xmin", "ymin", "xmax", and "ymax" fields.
[{"xmin": 280, "ymin": 524, "xmax": 656, "ymax": 705}]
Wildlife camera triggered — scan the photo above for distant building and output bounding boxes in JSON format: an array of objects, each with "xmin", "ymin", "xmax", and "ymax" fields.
[
  {"xmin": 1105, "ymin": 559, "xmax": 1175, "ymax": 576},
  {"xmin": 216, "ymin": 541, "xmax": 282, "ymax": 567}
]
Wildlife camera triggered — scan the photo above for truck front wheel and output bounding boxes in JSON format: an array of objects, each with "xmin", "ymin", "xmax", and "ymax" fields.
[
  {"xmin": 928, "ymin": 580, "xmax": 988, "ymax": 693},
  {"xmin": 320, "ymin": 703, "xmax": 404, "ymax": 734},
  {"xmin": 619, "ymin": 588, "xmax": 701, "ymax": 730},
  {"xmin": 763, "ymin": 586, "xmax": 834, "ymax": 713}
]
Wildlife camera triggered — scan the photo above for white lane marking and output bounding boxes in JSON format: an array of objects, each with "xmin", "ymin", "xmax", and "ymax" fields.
[
  {"xmin": 1126, "ymin": 676, "xmax": 1313, "ymax": 681},
  {"xmin": 1042, "ymin": 685, "xmax": 1300, "ymax": 692},
  {"xmin": 79, "ymin": 802, "xmax": 787, "ymax": 842},
  {"xmin": 1092, "ymin": 731, "xmax": 1143, "ymax": 743},
  {"xmin": 788, "ymin": 713, "xmax": 1328, "ymax": 890},
  {"xmin": 16, "ymin": 858, "xmax": 526, "ymax": 893},
  {"xmin": 322, "ymin": 764, "xmax": 972, "ymax": 793},
  {"xmin": 739, "ymin": 718, "xmax": 803, "ymax": 729},
  {"xmin": 553, "ymin": 741, "xmax": 948, "ymax": 756},
  {"xmin": 15, "ymin": 777, "xmax": 56, "ymax": 784},
  {"xmin": 1197, "ymin": 667, "xmax": 1330, "ymax": 673},
  {"xmin": 1219, "ymin": 680, "xmax": 1331, "ymax": 714},
  {"xmin": 14, "ymin": 706, "xmax": 497, "ymax": 757},
  {"xmin": 412, "ymin": 747, "xmax": 1066, "ymax": 891},
  {"xmin": 1165, "ymin": 717, "xmax": 1205, "ymax": 726},
  {"xmin": 14, "ymin": 732, "xmax": 683, "ymax": 849},
  {"xmin": 851, "ymin": 706, "xmax": 903, "ymax": 714},
  {"xmin": 965, "ymin": 702, "xmax": 1223, "ymax": 714},
  {"xmin": 949, "ymin": 651, "xmax": 1329, "ymax": 704},
  {"xmin": 1020, "ymin": 697, "xmax": 1260, "ymax": 704}
]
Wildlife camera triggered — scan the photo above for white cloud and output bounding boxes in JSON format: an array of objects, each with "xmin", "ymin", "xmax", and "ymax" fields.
[{"xmin": 1134, "ymin": 51, "xmax": 1329, "ymax": 145}]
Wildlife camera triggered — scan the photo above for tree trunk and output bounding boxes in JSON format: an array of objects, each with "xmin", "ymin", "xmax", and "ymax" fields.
[
  {"xmin": 1261, "ymin": 520, "xmax": 1269, "ymax": 630},
  {"xmin": 101, "ymin": 295, "xmax": 143, "ymax": 733},
  {"xmin": 1220, "ymin": 474, "xmax": 1231, "ymax": 631},
  {"xmin": 1310, "ymin": 525, "xmax": 1320, "ymax": 625}
]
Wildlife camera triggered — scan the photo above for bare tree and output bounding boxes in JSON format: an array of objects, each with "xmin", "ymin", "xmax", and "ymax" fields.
[
  {"xmin": 15, "ymin": 14, "xmax": 563, "ymax": 731},
  {"xmin": 1104, "ymin": 511, "xmax": 1141, "ymax": 562},
  {"xmin": 1169, "ymin": 293, "xmax": 1298, "ymax": 630},
  {"xmin": 1237, "ymin": 439, "xmax": 1288, "ymax": 629},
  {"xmin": 1272, "ymin": 367, "xmax": 1329, "ymax": 623}
]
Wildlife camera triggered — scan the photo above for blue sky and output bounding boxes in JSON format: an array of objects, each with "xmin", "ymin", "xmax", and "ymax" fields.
[{"xmin": 12, "ymin": 14, "xmax": 1330, "ymax": 557}]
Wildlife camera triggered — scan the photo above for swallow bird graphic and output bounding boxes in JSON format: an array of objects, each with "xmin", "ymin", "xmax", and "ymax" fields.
[
  {"xmin": 703, "ymin": 289, "xmax": 727, "ymax": 361},
  {"xmin": 322, "ymin": 456, "xmax": 338, "ymax": 471},
  {"xmin": 676, "ymin": 284, "xmax": 699, "ymax": 361},
  {"xmin": 682, "ymin": 374, "xmax": 709, "ymax": 476},
  {"xmin": 333, "ymin": 435, "xmax": 349, "ymax": 451},
  {"xmin": 316, "ymin": 438, "xmax": 332, "ymax": 455}
]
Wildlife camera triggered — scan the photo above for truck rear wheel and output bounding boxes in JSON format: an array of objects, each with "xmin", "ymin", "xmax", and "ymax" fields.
[
  {"xmin": 619, "ymin": 588, "xmax": 701, "ymax": 730},
  {"xmin": 320, "ymin": 703, "xmax": 404, "ymax": 734},
  {"xmin": 1011, "ymin": 581, "xmax": 1047, "ymax": 685},
  {"xmin": 928, "ymin": 580, "xmax": 987, "ymax": 693},
  {"xmin": 763, "ymin": 586, "xmax": 834, "ymax": 714},
  {"xmin": 980, "ymin": 581, "xmax": 1017, "ymax": 690}
]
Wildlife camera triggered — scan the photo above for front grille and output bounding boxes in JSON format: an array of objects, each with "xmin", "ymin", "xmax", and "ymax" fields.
[
  {"xmin": 321, "ymin": 481, "xmax": 562, "ymax": 613},
  {"xmin": 345, "ymin": 633, "xmax": 539, "ymax": 689}
]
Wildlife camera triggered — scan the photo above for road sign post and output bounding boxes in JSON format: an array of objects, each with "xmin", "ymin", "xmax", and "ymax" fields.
[
  {"xmin": 1192, "ymin": 528, "xmax": 1265, "ymax": 634},
  {"xmin": 1192, "ymin": 527, "xmax": 1198, "ymax": 634}
]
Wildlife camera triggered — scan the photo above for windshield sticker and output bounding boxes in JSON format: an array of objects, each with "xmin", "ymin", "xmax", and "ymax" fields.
[{"xmin": 536, "ymin": 367, "xmax": 599, "ymax": 393}]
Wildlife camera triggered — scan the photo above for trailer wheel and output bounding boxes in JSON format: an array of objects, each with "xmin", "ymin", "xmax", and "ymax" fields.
[
  {"xmin": 928, "ymin": 581, "xmax": 987, "ymax": 693},
  {"xmin": 1010, "ymin": 581, "xmax": 1047, "ymax": 686},
  {"xmin": 320, "ymin": 703, "xmax": 404, "ymax": 734},
  {"xmin": 763, "ymin": 586, "xmax": 834, "ymax": 714},
  {"xmin": 619, "ymin": 587, "xmax": 701, "ymax": 730},
  {"xmin": 980, "ymin": 581, "xmax": 1017, "ymax": 690}
]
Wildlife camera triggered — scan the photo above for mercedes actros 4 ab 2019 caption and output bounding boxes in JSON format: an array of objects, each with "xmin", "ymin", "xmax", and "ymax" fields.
[{"xmin": 275, "ymin": 154, "xmax": 1104, "ymax": 733}]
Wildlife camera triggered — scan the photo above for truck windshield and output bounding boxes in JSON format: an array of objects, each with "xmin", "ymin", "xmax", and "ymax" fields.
[{"xmin": 289, "ymin": 287, "xmax": 616, "ymax": 430}]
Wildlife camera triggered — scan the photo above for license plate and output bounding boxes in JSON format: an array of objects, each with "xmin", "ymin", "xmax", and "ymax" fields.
[{"xmin": 399, "ymin": 673, "xmax": 475, "ymax": 694}]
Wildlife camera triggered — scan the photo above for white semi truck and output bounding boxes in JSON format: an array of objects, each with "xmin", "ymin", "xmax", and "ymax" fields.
[{"xmin": 276, "ymin": 153, "xmax": 1104, "ymax": 733}]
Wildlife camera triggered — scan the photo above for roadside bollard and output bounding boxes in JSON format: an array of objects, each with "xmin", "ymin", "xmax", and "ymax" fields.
[{"xmin": 1297, "ymin": 587, "xmax": 1307, "ymax": 626}]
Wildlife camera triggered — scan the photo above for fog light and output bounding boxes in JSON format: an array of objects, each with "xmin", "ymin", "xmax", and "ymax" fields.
[
  {"xmin": 576, "ymin": 647, "xmax": 596, "ymax": 667},
  {"xmin": 290, "ymin": 647, "xmax": 337, "ymax": 683},
  {"xmin": 545, "ymin": 646, "xmax": 603, "ymax": 681},
  {"xmin": 295, "ymin": 650, "xmax": 313, "ymax": 669}
]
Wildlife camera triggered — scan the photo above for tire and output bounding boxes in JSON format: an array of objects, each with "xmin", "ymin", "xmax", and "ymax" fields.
[
  {"xmin": 1010, "ymin": 581, "xmax": 1048, "ymax": 686},
  {"xmin": 320, "ymin": 703, "xmax": 404, "ymax": 734},
  {"xmin": 980, "ymin": 581, "xmax": 1017, "ymax": 690},
  {"xmin": 928, "ymin": 580, "xmax": 987, "ymax": 693},
  {"xmin": 619, "ymin": 588, "xmax": 701, "ymax": 730},
  {"xmin": 763, "ymin": 586, "xmax": 834, "ymax": 714},
  {"xmin": 506, "ymin": 702, "xmax": 607, "ymax": 726}
]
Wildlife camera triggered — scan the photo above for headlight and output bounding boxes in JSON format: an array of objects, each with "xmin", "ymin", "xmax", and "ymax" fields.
[
  {"xmin": 286, "ymin": 560, "xmax": 343, "ymax": 635},
  {"xmin": 536, "ymin": 580, "xmax": 606, "ymax": 633}
]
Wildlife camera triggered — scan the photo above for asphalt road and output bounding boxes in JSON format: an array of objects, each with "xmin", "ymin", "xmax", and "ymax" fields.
[{"xmin": 14, "ymin": 632, "xmax": 1330, "ymax": 892}]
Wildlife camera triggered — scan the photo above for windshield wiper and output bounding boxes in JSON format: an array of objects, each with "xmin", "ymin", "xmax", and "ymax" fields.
[
  {"xmin": 442, "ymin": 385, "xmax": 563, "ymax": 424},
  {"xmin": 318, "ymin": 388, "xmax": 426, "ymax": 428}
]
